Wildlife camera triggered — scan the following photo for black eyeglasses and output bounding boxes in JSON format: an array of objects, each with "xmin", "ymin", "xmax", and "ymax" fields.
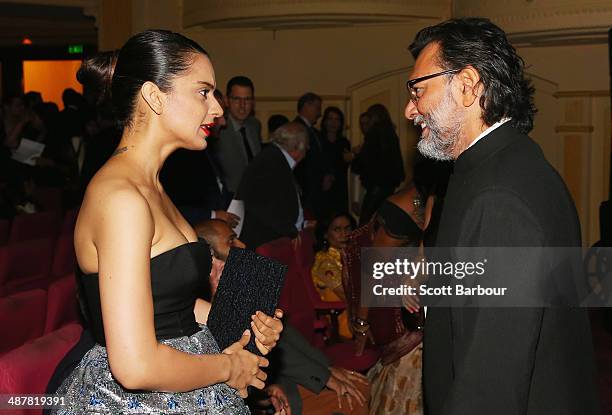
[{"xmin": 406, "ymin": 69, "xmax": 461, "ymax": 103}]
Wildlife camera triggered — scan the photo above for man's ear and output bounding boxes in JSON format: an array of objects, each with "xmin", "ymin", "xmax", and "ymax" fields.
[
  {"xmin": 141, "ymin": 81, "xmax": 165, "ymax": 115},
  {"xmin": 457, "ymin": 66, "xmax": 482, "ymax": 108}
]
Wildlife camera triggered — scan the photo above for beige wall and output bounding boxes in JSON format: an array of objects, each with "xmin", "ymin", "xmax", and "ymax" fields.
[
  {"xmin": 184, "ymin": 23, "xmax": 429, "ymax": 98},
  {"xmin": 518, "ymin": 44, "xmax": 609, "ymax": 92}
]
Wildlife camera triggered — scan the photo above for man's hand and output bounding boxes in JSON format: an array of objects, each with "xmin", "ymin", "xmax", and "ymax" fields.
[
  {"xmin": 252, "ymin": 309, "xmax": 284, "ymax": 355},
  {"xmin": 326, "ymin": 366, "xmax": 368, "ymax": 410},
  {"xmin": 266, "ymin": 384, "xmax": 292, "ymax": 415},
  {"xmin": 214, "ymin": 210, "xmax": 240, "ymax": 228}
]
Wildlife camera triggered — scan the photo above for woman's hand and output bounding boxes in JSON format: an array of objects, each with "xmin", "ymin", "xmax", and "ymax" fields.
[
  {"xmin": 251, "ymin": 309, "xmax": 283, "ymax": 355},
  {"xmin": 223, "ymin": 330, "xmax": 269, "ymax": 398}
]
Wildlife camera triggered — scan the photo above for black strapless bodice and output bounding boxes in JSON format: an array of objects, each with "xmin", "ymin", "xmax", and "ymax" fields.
[{"xmin": 76, "ymin": 240, "xmax": 212, "ymax": 346}]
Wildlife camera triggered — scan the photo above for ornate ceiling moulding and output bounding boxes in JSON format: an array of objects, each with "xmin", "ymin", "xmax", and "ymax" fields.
[
  {"xmin": 508, "ymin": 27, "xmax": 609, "ymax": 48},
  {"xmin": 183, "ymin": 0, "xmax": 450, "ymax": 30},
  {"xmin": 454, "ymin": 0, "xmax": 612, "ymax": 40}
]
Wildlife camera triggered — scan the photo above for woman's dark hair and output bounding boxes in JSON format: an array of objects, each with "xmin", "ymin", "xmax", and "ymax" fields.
[
  {"xmin": 409, "ymin": 18, "xmax": 536, "ymax": 134},
  {"xmin": 366, "ymin": 104, "xmax": 393, "ymax": 128},
  {"xmin": 412, "ymin": 155, "xmax": 452, "ymax": 199},
  {"xmin": 314, "ymin": 211, "xmax": 357, "ymax": 252},
  {"xmin": 77, "ymin": 50, "xmax": 118, "ymax": 106},
  {"xmin": 78, "ymin": 30, "xmax": 208, "ymax": 130},
  {"xmin": 320, "ymin": 106, "xmax": 345, "ymax": 141}
]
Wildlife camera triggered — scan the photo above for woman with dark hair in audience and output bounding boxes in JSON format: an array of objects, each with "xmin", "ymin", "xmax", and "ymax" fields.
[
  {"xmin": 48, "ymin": 30, "xmax": 282, "ymax": 414},
  {"xmin": 343, "ymin": 156, "xmax": 451, "ymax": 415},
  {"xmin": 351, "ymin": 104, "xmax": 405, "ymax": 225},
  {"xmin": 312, "ymin": 211, "xmax": 357, "ymax": 339},
  {"xmin": 319, "ymin": 106, "xmax": 351, "ymax": 218}
]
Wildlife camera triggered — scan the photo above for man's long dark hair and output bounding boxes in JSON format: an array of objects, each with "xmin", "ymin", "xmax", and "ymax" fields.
[{"xmin": 409, "ymin": 18, "xmax": 536, "ymax": 134}]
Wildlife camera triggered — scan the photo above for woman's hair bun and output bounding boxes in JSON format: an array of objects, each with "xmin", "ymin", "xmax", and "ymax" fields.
[{"xmin": 76, "ymin": 50, "xmax": 118, "ymax": 106}]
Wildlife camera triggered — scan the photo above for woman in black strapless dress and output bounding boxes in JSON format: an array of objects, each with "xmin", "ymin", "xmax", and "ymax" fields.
[{"xmin": 49, "ymin": 30, "xmax": 283, "ymax": 414}]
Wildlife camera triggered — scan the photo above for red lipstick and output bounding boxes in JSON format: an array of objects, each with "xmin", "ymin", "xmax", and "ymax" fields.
[{"xmin": 200, "ymin": 122, "xmax": 217, "ymax": 137}]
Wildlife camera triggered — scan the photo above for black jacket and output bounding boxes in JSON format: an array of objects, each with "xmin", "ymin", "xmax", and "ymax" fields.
[
  {"xmin": 424, "ymin": 123, "xmax": 599, "ymax": 414},
  {"xmin": 237, "ymin": 145, "xmax": 299, "ymax": 249}
]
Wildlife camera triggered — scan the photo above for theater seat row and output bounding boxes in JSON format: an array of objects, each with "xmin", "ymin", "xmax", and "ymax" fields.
[
  {"xmin": 0, "ymin": 234, "xmax": 76, "ymax": 297},
  {"xmin": 0, "ymin": 274, "xmax": 80, "ymax": 356},
  {"xmin": 0, "ymin": 208, "xmax": 77, "ymax": 246}
]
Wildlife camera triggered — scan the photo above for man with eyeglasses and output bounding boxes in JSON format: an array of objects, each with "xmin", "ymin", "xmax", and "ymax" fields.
[
  {"xmin": 210, "ymin": 75, "xmax": 262, "ymax": 196},
  {"xmin": 405, "ymin": 18, "xmax": 598, "ymax": 414}
]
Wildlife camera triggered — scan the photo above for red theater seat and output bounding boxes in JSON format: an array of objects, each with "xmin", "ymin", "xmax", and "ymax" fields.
[
  {"xmin": 0, "ymin": 289, "xmax": 47, "ymax": 355},
  {"xmin": 0, "ymin": 323, "xmax": 83, "ymax": 399},
  {"xmin": 37, "ymin": 187, "xmax": 63, "ymax": 212},
  {"xmin": 51, "ymin": 234, "xmax": 76, "ymax": 278},
  {"xmin": 44, "ymin": 274, "xmax": 80, "ymax": 334},
  {"xmin": 60, "ymin": 208, "xmax": 78, "ymax": 236},
  {"xmin": 256, "ymin": 238, "xmax": 318, "ymax": 343},
  {"xmin": 0, "ymin": 219, "xmax": 9, "ymax": 246},
  {"xmin": 1, "ymin": 237, "xmax": 55, "ymax": 295},
  {"xmin": 8, "ymin": 210, "xmax": 60, "ymax": 243},
  {"xmin": 295, "ymin": 230, "xmax": 346, "ymax": 341}
]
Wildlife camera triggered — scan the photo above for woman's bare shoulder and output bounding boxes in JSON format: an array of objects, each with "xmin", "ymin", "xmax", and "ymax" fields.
[
  {"xmin": 84, "ymin": 168, "xmax": 146, "ymax": 210},
  {"xmin": 78, "ymin": 167, "xmax": 153, "ymax": 240}
]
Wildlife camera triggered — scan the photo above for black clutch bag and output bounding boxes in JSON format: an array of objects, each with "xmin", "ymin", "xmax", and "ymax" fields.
[{"xmin": 207, "ymin": 247, "xmax": 287, "ymax": 355}]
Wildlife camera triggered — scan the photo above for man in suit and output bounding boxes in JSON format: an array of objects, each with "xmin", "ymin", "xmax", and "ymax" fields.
[
  {"xmin": 209, "ymin": 76, "xmax": 262, "ymax": 196},
  {"xmin": 237, "ymin": 122, "xmax": 308, "ymax": 249},
  {"xmin": 293, "ymin": 92, "xmax": 333, "ymax": 219},
  {"xmin": 405, "ymin": 18, "xmax": 599, "ymax": 414}
]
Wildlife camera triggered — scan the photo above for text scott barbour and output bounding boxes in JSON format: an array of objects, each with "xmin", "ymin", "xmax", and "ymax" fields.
[{"xmin": 372, "ymin": 284, "xmax": 508, "ymax": 297}]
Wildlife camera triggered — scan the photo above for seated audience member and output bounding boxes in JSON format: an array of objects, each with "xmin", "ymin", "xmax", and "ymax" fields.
[
  {"xmin": 196, "ymin": 218, "xmax": 369, "ymax": 415},
  {"xmin": 311, "ymin": 212, "xmax": 356, "ymax": 339},
  {"xmin": 195, "ymin": 218, "xmax": 246, "ymax": 299},
  {"xmin": 237, "ymin": 122, "xmax": 308, "ymax": 249},
  {"xmin": 3, "ymin": 94, "xmax": 28, "ymax": 150}
]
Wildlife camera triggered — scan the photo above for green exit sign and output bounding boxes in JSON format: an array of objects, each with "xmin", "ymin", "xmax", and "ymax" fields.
[{"xmin": 68, "ymin": 44, "xmax": 83, "ymax": 54}]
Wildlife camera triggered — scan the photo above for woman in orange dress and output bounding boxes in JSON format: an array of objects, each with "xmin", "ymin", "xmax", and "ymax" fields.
[{"xmin": 311, "ymin": 212, "xmax": 356, "ymax": 339}]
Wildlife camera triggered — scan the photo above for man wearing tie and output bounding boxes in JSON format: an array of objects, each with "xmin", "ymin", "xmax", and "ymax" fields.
[{"xmin": 210, "ymin": 76, "xmax": 262, "ymax": 196}]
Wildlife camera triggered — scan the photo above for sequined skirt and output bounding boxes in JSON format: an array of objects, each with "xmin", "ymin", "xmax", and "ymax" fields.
[{"xmin": 52, "ymin": 326, "xmax": 249, "ymax": 414}]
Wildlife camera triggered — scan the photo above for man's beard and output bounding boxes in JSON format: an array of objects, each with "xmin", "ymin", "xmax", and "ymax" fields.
[{"xmin": 415, "ymin": 88, "xmax": 462, "ymax": 161}]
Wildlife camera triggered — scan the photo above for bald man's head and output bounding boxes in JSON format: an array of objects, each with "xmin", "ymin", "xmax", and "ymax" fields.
[{"xmin": 195, "ymin": 219, "xmax": 245, "ymax": 261}]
